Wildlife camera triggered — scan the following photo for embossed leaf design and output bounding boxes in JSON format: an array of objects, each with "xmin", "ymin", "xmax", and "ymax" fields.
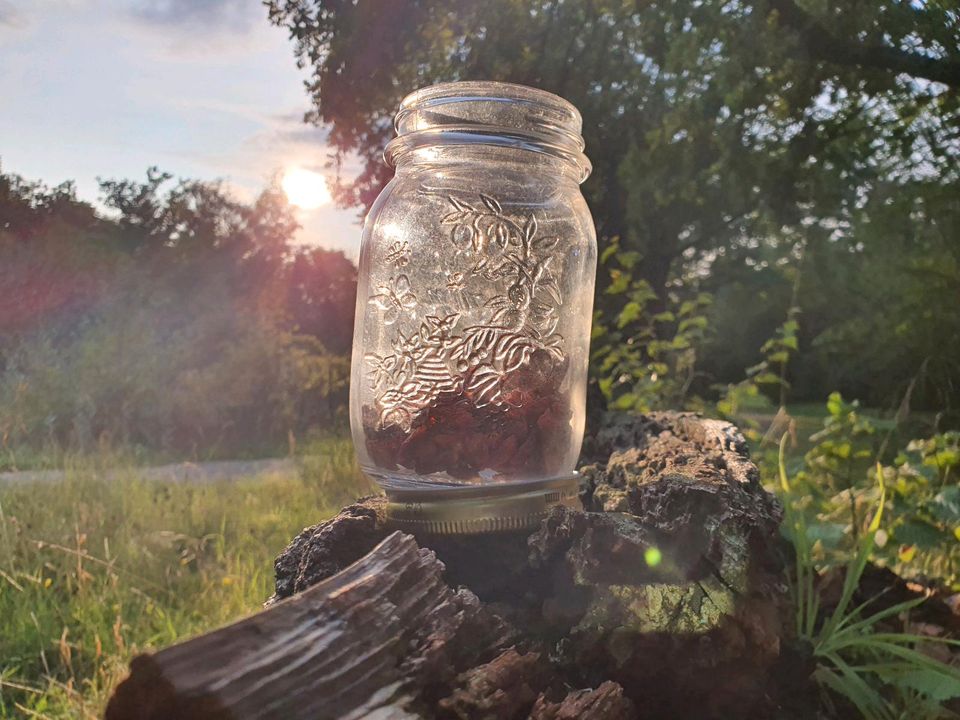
[
  {"xmin": 524, "ymin": 216, "xmax": 538, "ymax": 245},
  {"xmin": 456, "ymin": 326, "xmax": 501, "ymax": 364},
  {"xmin": 540, "ymin": 317, "xmax": 560, "ymax": 338},
  {"xmin": 422, "ymin": 313, "xmax": 461, "ymax": 337},
  {"xmin": 465, "ymin": 364, "xmax": 504, "ymax": 408},
  {"xmin": 540, "ymin": 278, "xmax": 562, "ymax": 306},
  {"xmin": 532, "ymin": 303, "xmax": 560, "ymax": 337},
  {"xmin": 437, "ymin": 313, "xmax": 460, "ymax": 332},
  {"xmin": 494, "ymin": 221, "xmax": 509, "ymax": 249},
  {"xmin": 370, "ymin": 191, "xmax": 569, "ymax": 431},
  {"xmin": 543, "ymin": 333, "xmax": 565, "ymax": 361},
  {"xmin": 477, "ymin": 259, "xmax": 514, "ymax": 280},
  {"xmin": 448, "ymin": 196, "xmax": 477, "ymax": 213},
  {"xmin": 495, "ymin": 333, "xmax": 537, "ymax": 373},
  {"xmin": 533, "ymin": 235, "xmax": 560, "ymax": 253},
  {"xmin": 480, "ymin": 194, "xmax": 502, "ymax": 215}
]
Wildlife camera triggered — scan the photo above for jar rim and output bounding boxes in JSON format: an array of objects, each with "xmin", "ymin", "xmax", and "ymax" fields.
[
  {"xmin": 397, "ymin": 81, "xmax": 583, "ymax": 127},
  {"xmin": 384, "ymin": 81, "xmax": 591, "ymax": 183}
]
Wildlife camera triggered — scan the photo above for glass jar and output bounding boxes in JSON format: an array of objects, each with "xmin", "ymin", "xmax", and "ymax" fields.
[{"xmin": 349, "ymin": 81, "xmax": 597, "ymax": 533}]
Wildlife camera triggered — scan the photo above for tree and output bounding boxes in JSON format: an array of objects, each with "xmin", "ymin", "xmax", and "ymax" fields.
[
  {"xmin": 267, "ymin": 0, "xmax": 959, "ymax": 297},
  {"xmin": 1, "ymin": 167, "xmax": 360, "ymax": 455},
  {"xmin": 283, "ymin": 248, "xmax": 357, "ymax": 355}
]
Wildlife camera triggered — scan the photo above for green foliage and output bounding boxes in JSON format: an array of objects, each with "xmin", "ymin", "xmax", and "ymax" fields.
[
  {"xmin": 0, "ymin": 169, "xmax": 356, "ymax": 465},
  {"xmin": 749, "ymin": 311, "xmax": 799, "ymax": 396},
  {"xmin": 716, "ymin": 300, "xmax": 803, "ymax": 439},
  {"xmin": 269, "ymin": 0, "xmax": 960, "ymax": 414},
  {"xmin": 776, "ymin": 392, "xmax": 960, "ymax": 590},
  {"xmin": 0, "ymin": 439, "xmax": 366, "ymax": 717},
  {"xmin": 880, "ymin": 433, "xmax": 960, "ymax": 590},
  {"xmin": 802, "ymin": 393, "xmax": 880, "ymax": 497},
  {"xmin": 592, "ymin": 239, "xmax": 711, "ymax": 412},
  {"xmin": 779, "ymin": 437, "xmax": 960, "ymax": 719}
]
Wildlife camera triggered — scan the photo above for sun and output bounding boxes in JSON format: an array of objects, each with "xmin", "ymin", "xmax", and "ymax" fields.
[{"xmin": 282, "ymin": 168, "xmax": 331, "ymax": 210}]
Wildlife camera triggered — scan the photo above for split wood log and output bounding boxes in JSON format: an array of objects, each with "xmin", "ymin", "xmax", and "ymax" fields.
[
  {"xmin": 107, "ymin": 412, "xmax": 815, "ymax": 719},
  {"xmin": 105, "ymin": 531, "xmax": 516, "ymax": 720}
]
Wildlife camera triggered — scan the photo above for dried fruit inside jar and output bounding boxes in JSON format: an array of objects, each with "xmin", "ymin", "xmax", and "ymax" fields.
[{"xmin": 363, "ymin": 349, "xmax": 571, "ymax": 481}]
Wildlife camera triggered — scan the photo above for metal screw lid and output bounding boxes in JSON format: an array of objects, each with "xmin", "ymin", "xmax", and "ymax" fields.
[{"xmin": 384, "ymin": 474, "xmax": 581, "ymax": 535}]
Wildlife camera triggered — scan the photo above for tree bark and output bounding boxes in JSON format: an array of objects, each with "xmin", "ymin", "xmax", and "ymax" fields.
[{"xmin": 107, "ymin": 412, "xmax": 814, "ymax": 719}]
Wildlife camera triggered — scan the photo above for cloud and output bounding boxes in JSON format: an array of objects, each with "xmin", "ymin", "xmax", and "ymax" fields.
[
  {"xmin": 130, "ymin": 0, "xmax": 260, "ymax": 32},
  {"xmin": 273, "ymin": 125, "xmax": 329, "ymax": 145}
]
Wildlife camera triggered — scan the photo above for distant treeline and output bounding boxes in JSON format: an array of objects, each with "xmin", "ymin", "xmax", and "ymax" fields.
[
  {"xmin": 2, "ymin": 146, "xmax": 959, "ymax": 463},
  {"xmin": 1, "ymin": 168, "xmax": 357, "ymax": 459}
]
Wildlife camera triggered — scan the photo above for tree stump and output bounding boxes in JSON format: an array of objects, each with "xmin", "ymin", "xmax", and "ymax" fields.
[{"xmin": 107, "ymin": 412, "xmax": 804, "ymax": 720}]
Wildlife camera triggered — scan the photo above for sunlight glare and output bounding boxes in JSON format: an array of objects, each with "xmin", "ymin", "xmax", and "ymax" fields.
[{"xmin": 282, "ymin": 168, "xmax": 331, "ymax": 210}]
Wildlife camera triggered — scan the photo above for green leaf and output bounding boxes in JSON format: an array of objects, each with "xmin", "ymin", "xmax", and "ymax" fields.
[
  {"xmin": 600, "ymin": 242, "xmax": 619, "ymax": 264},
  {"xmin": 617, "ymin": 301, "xmax": 643, "ymax": 329},
  {"xmin": 924, "ymin": 448, "xmax": 960, "ymax": 469},
  {"xmin": 606, "ymin": 270, "xmax": 630, "ymax": 294},
  {"xmin": 752, "ymin": 372, "xmax": 782, "ymax": 385},
  {"xmin": 894, "ymin": 519, "xmax": 946, "ymax": 549},
  {"xmin": 818, "ymin": 467, "xmax": 886, "ymax": 645},
  {"xmin": 806, "ymin": 522, "xmax": 847, "ymax": 549},
  {"xmin": 598, "ymin": 377, "xmax": 612, "ymax": 397},
  {"xmin": 827, "ymin": 392, "xmax": 845, "ymax": 417},
  {"xmin": 619, "ymin": 250, "xmax": 642, "ymax": 270},
  {"xmin": 868, "ymin": 463, "xmax": 886, "ymax": 533},
  {"xmin": 830, "ymin": 596, "xmax": 927, "ymax": 642},
  {"xmin": 678, "ymin": 316, "xmax": 708, "ymax": 333},
  {"xmin": 778, "ymin": 433, "xmax": 791, "ymax": 494},
  {"xmin": 897, "ymin": 668, "xmax": 960, "ymax": 701},
  {"xmin": 817, "ymin": 657, "xmax": 893, "ymax": 720},
  {"xmin": 678, "ymin": 300, "xmax": 698, "ymax": 317},
  {"xmin": 929, "ymin": 487, "xmax": 960, "ymax": 524}
]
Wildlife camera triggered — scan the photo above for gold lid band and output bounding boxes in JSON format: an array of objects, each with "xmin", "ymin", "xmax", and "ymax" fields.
[{"xmin": 384, "ymin": 475, "xmax": 581, "ymax": 535}]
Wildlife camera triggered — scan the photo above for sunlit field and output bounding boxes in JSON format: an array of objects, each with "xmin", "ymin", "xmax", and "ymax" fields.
[{"xmin": 0, "ymin": 437, "xmax": 369, "ymax": 718}]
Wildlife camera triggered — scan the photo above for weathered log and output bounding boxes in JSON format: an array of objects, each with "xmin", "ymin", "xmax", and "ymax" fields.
[
  {"xmin": 105, "ymin": 532, "xmax": 516, "ymax": 719},
  {"xmin": 107, "ymin": 411, "xmax": 803, "ymax": 719}
]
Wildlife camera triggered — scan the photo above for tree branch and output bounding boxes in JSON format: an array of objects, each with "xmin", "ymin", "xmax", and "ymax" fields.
[{"xmin": 769, "ymin": 0, "xmax": 960, "ymax": 89}]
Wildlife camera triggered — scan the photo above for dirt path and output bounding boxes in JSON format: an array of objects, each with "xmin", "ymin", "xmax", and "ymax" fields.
[{"xmin": 0, "ymin": 457, "xmax": 297, "ymax": 485}]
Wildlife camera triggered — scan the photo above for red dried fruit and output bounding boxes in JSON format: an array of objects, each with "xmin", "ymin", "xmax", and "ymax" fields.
[{"xmin": 364, "ymin": 352, "xmax": 571, "ymax": 481}]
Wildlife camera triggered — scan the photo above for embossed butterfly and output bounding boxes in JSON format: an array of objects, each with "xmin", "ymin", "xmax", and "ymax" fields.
[{"xmin": 369, "ymin": 274, "xmax": 417, "ymax": 325}]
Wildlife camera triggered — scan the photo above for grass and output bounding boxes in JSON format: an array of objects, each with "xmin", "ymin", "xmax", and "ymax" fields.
[
  {"xmin": 777, "ymin": 435, "xmax": 960, "ymax": 719},
  {"xmin": 0, "ymin": 436, "xmax": 370, "ymax": 718}
]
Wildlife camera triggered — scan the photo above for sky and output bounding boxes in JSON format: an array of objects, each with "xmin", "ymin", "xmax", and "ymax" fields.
[{"xmin": 0, "ymin": 0, "xmax": 363, "ymax": 257}]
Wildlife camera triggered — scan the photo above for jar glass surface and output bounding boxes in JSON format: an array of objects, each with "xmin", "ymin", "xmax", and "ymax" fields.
[{"xmin": 349, "ymin": 82, "xmax": 597, "ymax": 497}]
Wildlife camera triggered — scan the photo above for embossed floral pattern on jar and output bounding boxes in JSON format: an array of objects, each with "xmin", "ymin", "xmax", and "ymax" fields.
[{"xmin": 349, "ymin": 82, "xmax": 597, "ymax": 529}]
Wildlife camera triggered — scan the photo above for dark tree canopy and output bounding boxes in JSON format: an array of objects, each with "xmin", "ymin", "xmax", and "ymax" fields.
[
  {"xmin": 267, "ymin": 0, "xmax": 960, "ymax": 412},
  {"xmin": 267, "ymin": 0, "xmax": 959, "ymax": 292}
]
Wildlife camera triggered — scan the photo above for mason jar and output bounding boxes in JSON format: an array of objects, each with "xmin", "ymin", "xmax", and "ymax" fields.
[{"xmin": 349, "ymin": 81, "xmax": 597, "ymax": 533}]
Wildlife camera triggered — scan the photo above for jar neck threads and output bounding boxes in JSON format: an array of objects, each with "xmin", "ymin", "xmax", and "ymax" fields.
[{"xmin": 384, "ymin": 81, "xmax": 591, "ymax": 184}]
